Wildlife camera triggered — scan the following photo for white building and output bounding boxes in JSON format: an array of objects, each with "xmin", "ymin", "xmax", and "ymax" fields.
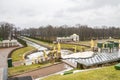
[
  {"xmin": 56, "ymin": 34, "xmax": 79, "ymax": 42},
  {"xmin": 70, "ymin": 34, "xmax": 79, "ymax": 42},
  {"xmin": 0, "ymin": 40, "xmax": 18, "ymax": 48}
]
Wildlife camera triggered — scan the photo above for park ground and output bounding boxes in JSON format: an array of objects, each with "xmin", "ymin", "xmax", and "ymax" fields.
[
  {"xmin": 8, "ymin": 37, "xmax": 120, "ymax": 80},
  {"xmin": 9, "ymin": 46, "xmax": 53, "ymax": 77},
  {"xmin": 43, "ymin": 66, "xmax": 120, "ymax": 80}
]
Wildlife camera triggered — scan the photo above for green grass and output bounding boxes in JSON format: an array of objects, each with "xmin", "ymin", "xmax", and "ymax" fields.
[
  {"xmin": 8, "ymin": 63, "xmax": 52, "ymax": 76},
  {"xmin": 43, "ymin": 66, "xmax": 120, "ymax": 80},
  {"xmin": 61, "ymin": 44, "xmax": 88, "ymax": 51},
  {"xmin": 79, "ymin": 40, "xmax": 90, "ymax": 45},
  {"xmin": 11, "ymin": 46, "xmax": 36, "ymax": 62},
  {"xmin": 63, "ymin": 70, "xmax": 73, "ymax": 75}
]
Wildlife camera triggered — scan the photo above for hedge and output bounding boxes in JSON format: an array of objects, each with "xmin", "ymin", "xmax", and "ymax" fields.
[
  {"xmin": 115, "ymin": 63, "xmax": 120, "ymax": 70},
  {"xmin": 26, "ymin": 36, "xmax": 52, "ymax": 43},
  {"xmin": 63, "ymin": 71, "xmax": 73, "ymax": 75},
  {"xmin": 16, "ymin": 37, "xmax": 27, "ymax": 47}
]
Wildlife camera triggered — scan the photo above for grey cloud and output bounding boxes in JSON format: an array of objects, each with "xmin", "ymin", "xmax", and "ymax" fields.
[
  {"xmin": 67, "ymin": 0, "xmax": 120, "ymax": 12},
  {"xmin": 0, "ymin": 0, "xmax": 120, "ymax": 28}
]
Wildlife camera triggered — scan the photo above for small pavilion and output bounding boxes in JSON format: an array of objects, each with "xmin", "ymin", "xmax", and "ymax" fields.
[{"xmin": 0, "ymin": 40, "xmax": 18, "ymax": 48}]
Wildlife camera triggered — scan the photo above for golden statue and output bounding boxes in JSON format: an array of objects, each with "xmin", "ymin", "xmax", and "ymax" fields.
[
  {"xmin": 91, "ymin": 39, "xmax": 95, "ymax": 48},
  {"xmin": 57, "ymin": 42, "xmax": 61, "ymax": 52},
  {"xmin": 43, "ymin": 50, "xmax": 48, "ymax": 59},
  {"xmin": 74, "ymin": 46, "xmax": 77, "ymax": 53}
]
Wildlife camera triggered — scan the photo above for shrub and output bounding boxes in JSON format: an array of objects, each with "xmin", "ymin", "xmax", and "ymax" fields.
[
  {"xmin": 63, "ymin": 70, "xmax": 73, "ymax": 75},
  {"xmin": 26, "ymin": 36, "xmax": 52, "ymax": 43},
  {"xmin": 16, "ymin": 37, "xmax": 27, "ymax": 47},
  {"xmin": 115, "ymin": 63, "xmax": 120, "ymax": 70}
]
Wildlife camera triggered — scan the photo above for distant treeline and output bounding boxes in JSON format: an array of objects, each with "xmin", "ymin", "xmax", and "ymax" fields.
[
  {"xmin": 0, "ymin": 22, "xmax": 18, "ymax": 40},
  {"xmin": 21, "ymin": 24, "xmax": 120, "ymax": 41}
]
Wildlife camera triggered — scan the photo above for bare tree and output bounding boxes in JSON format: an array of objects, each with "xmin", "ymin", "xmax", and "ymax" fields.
[{"xmin": 20, "ymin": 24, "xmax": 120, "ymax": 42}]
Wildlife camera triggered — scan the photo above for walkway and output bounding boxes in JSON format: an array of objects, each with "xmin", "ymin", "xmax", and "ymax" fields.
[
  {"xmin": 0, "ymin": 47, "xmax": 20, "ymax": 80},
  {"xmin": 10, "ymin": 63, "xmax": 67, "ymax": 79}
]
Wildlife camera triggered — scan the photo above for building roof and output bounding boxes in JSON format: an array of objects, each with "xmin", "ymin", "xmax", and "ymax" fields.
[
  {"xmin": 76, "ymin": 51, "xmax": 120, "ymax": 66},
  {"xmin": 57, "ymin": 37, "xmax": 72, "ymax": 39},
  {"xmin": 73, "ymin": 33, "xmax": 77, "ymax": 35},
  {"xmin": 2, "ymin": 39, "xmax": 17, "ymax": 43}
]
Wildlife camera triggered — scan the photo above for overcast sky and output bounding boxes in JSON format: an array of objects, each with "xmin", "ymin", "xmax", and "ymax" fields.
[{"xmin": 0, "ymin": 0, "xmax": 120, "ymax": 28}]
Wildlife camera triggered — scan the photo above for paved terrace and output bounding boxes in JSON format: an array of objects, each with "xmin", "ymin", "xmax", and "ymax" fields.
[
  {"xmin": 10, "ymin": 63, "xmax": 67, "ymax": 79},
  {"xmin": 0, "ymin": 47, "xmax": 20, "ymax": 80}
]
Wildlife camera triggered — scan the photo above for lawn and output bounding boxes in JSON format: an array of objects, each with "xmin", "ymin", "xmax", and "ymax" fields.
[
  {"xmin": 43, "ymin": 66, "xmax": 120, "ymax": 80},
  {"xmin": 79, "ymin": 40, "xmax": 90, "ymax": 45},
  {"xmin": 60, "ymin": 44, "xmax": 88, "ymax": 51},
  {"xmin": 11, "ymin": 46, "xmax": 36, "ymax": 62},
  {"xmin": 8, "ymin": 63, "xmax": 52, "ymax": 76}
]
